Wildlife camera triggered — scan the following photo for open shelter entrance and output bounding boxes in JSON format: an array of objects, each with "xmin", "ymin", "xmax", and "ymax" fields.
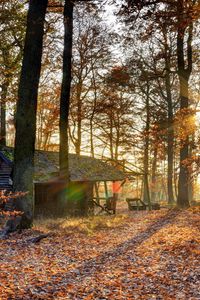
[{"xmin": 92, "ymin": 180, "xmax": 126, "ymax": 215}]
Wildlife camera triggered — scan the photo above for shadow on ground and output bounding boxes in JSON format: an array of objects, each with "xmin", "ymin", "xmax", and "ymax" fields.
[{"xmin": 32, "ymin": 209, "xmax": 180, "ymax": 294}]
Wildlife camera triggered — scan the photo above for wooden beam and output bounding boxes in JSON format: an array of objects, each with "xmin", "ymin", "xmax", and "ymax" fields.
[
  {"xmin": 104, "ymin": 181, "xmax": 109, "ymax": 200},
  {"xmin": 120, "ymin": 179, "xmax": 126, "ymax": 188},
  {"xmin": 92, "ymin": 199, "xmax": 112, "ymax": 215},
  {"xmin": 94, "ymin": 182, "xmax": 100, "ymax": 204}
]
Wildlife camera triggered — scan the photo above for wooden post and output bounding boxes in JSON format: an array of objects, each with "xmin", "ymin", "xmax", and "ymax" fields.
[
  {"xmin": 94, "ymin": 182, "xmax": 100, "ymax": 204},
  {"xmin": 104, "ymin": 181, "xmax": 109, "ymax": 200}
]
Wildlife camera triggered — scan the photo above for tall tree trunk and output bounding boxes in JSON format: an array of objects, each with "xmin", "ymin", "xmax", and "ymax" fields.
[
  {"xmin": 188, "ymin": 133, "xmax": 195, "ymax": 203},
  {"xmin": 75, "ymin": 81, "xmax": 82, "ymax": 155},
  {"xmin": 177, "ymin": 2, "xmax": 193, "ymax": 208},
  {"xmin": 59, "ymin": 0, "xmax": 74, "ymax": 180},
  {"xmin": 166, "ymin": 72, "xmax": 175, "ymax": 205},
  {"xmin": 90, "ymin": 121, "xmax": 94, "ymax": 158},
  {"xmin": 177, "ymin": 77, "xmax": 190, "ymax": 207},
  {"xmin": 109, "ymin": 117, "xmax": 114, "ymax": 160},
  {"xmin": 90, "ymin": 68, "xmax": 97, "ymax": 158},
  {"xmin": 174, "ymin": 150, "xmax": 178, "ymax": 200},
  {"xmin": 143, "ymin": 84, "xmax": 151, "ymax": 209},
  {"xmin": 0, "ymin": 80, "xmax": 9, "ymax": 147},
  {"xmin": 151, "ymin": 146, "xmax": 157, "ymax": 202},
  {"xmin": 162, "ymin": 24, "xmax": 175, "ymax": 205},
  {"xmin": 114, "ymin": 115, "xmax": 120, "ymax": 161},
  {"xmin": 13, "ymin": 0, "xmax": 48, "ymax": 228}
]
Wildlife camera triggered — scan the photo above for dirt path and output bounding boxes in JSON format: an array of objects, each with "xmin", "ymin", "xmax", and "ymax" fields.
[{"xmin": 0, "ymin": 209, "xmax": 200, "ymax": 299}]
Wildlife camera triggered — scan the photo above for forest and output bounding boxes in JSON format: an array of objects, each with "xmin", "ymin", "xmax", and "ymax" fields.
[{"xmin": 0, "ymin": 0, "xmax": 200, "ymax": 299}]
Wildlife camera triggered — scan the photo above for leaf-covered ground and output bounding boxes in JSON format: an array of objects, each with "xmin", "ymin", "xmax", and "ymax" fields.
[{"xmin": 0, "ymin": 208, "xmax": 200, "ymax": 300}]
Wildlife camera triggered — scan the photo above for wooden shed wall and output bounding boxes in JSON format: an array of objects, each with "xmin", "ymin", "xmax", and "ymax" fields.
[
  {"xmin": 34, "ymin": 181, "xmax": 94, "ymax": 217},
  {"xmin": 0, "ymin": 159, "xmax": 12, "ymax": 192}
]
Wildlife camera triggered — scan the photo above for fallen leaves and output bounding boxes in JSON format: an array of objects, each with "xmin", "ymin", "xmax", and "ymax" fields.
[{"xmin": 0, "ymin": 208, "xmax": 200, "ymax": 299}]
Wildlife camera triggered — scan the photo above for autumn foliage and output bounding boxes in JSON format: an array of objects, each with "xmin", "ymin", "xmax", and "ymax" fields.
[
  {"xmin": 0, "ymin": 190, "xmax": 25, "ymax": 219},
  {"xmin": 0, "ymin": 207, "xmax": 200, "ymax": 299}
]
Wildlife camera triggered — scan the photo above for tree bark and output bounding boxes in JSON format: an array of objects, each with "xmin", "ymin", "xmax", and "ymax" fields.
[
  {"xmin": 177, "ymin": 77, "xmax": 190, "ymax": 208},
  {"xmin": 13, "ymin": 0, "xmax": 48, "ymax": 228},
  {"xmin": 166, "ymin": 71, "xmax": 175, "ymax": 205},
  {"xmin": 75, "ymin": 80, "xmax": 83, "ymax": 155},
  {"xmin": 151, "ymin": 146, "xmax": 157, "ymax": 202},
  {"xmin": 89, "ymin": 69, "xmax": 98, "ymax": 158},
  {"xmin": 161, "ymin": 23, "xmax": 175, "ymax": 205},
  {"xmin": 59, "ymin": 0, "xmax": 74, "ymax": 180},
  {"xmin": 0, "ymin": 80, "xmax": 9, "ymax": 147},
  {"xmin": 143, "ymin": 83, "xmax": 151, "ymax": 209},
  {"xmin": 90, "ymin": 121, "xmax": 94, "ymax": 158},
  {"xmin": 188, "ymin": 133, "xmax": 194, "ymax": 203},
  {"xmin": 177, "ymin": 1, "xmax": 193, "ymax": 208},
  {"xmin": 114, "ymin": 114, "xmax": 120, "ymax": 161},
  {"xmin": 109, "ymin": 117, "xmax": 114, "ymax": 160}
]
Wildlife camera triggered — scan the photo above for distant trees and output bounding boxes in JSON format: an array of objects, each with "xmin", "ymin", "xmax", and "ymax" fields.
[
  {"xmin": 98, "ymin": 66, "xmax": 134, "ymax": 160},
  {"xmin": 69, "ymin": 4, "xmax": 111, "ymax": 155},
  {"xmin": 121, "ymin": 0, "xmax": 200, "ymax": 207},
  {"xmin": 0, "ymin": 0, "xmax": 26, "ymax": 147},
  {"xmin": 36, "ymin": 86, "xmax": 59, "ymax": 150}
]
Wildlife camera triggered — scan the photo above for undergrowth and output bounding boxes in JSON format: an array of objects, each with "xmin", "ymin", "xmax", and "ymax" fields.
[{"xmin": 33, "ymin": 214, "xmax": 127, "ymax": 235}]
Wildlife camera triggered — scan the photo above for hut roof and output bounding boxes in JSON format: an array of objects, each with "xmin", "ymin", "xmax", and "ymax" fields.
[
  {"xmin": 35, "ymin": 150, "xmax": 127, "ymax": 182},
  {"xmin": 1, "ymin": 148, "xmax": 128, "ymax": 182},
  {"xmin": 0, "ymin": 151, "xmax": 12, "ymax": 166}
]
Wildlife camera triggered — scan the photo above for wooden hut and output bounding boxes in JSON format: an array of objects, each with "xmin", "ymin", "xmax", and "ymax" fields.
[
  {"xmin": 0, "ymin": 151, "xmax": 13, "ymax": 193},
  {"xmin": 33, "ymin": 150, "xmax": 127, "ymax": 216},
  {"xmin": 0, "ymin": 148, "xmax": 127, "ymax": 217}
]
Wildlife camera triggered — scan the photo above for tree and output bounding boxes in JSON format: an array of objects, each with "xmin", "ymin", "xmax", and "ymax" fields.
[
  {"xmin": 0, "ymin": 0, "xmax": 26, "ymax": 147},
  {"xmin": 36, "ymin": 86, "xmax": 59, "ymax": 150},
  {"xmin": 176, "ymin": 0, "xmax": 194, "ymax": 208},
  {"xmin": 96, "ymin": 66, "xmax": 135, "ymax": 161},
  {"xmin": 13, "ymin": 0, "xmax": 48, "ymax": 228},
  {"xmin": 68, "ymin": 4, "xmax": 111, "ymax": 155},
  {"xmin": 121, "ymin": 0, "xmax": 200, "ymax": 206},
  {"xmin": 142, "ymin": 75, "xmax": 151, "ymax": 208},
  {"xmin": 59, "ymin": 0, "xmax": 74, "ymax": 181}
]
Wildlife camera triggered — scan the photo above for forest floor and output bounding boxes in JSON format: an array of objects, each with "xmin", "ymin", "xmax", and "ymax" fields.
[{"xmin": 0, "ymin": 205, "xmax": 200, "ymax": 300}]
